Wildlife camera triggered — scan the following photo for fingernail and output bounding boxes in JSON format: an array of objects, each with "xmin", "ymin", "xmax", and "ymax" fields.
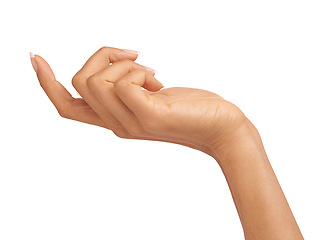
[
  {"xmin": 142, "ymin": 65, "xmax": 157, "ymax": 74},
  {"xmin": 30, "ymin": 52, "xmax": 38, "ymax": 73},
  {"xmin": 122, "ymin": 49, "xmax": 140, "ymax": 55},
  {"xmin": 154, "ymin": 77, "xmax": 164, "ymax": 88}
]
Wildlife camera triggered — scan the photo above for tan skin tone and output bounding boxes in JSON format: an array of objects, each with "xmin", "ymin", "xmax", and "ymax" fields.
[{"xmin": 31, "ymin": 47, "xmax": 304, "ymax": 239}]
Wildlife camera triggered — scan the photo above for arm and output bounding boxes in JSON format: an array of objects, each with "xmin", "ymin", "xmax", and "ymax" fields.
[
  {"xmin": 31, "ymin": 47, "xmax": 304, "ymax": 239},
  {"xmin": 211, "ymin": 119, "xmax": 303, "ymax": 239}
]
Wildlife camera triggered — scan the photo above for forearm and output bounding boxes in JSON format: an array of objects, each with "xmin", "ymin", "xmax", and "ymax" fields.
[{"xmin": 211, "ymin": 119, "xmax": 303, "ymax": 239}]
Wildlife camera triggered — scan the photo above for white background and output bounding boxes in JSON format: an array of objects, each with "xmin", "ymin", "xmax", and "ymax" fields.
[{"xmin": 0, "ymin": 0, "xmax": 320, "ymax": 239}]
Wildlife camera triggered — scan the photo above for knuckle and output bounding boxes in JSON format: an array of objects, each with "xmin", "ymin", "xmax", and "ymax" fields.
[
  {"xmin": 71, "ymin": 75, "xmax": 79, "ymax": 88},
  {"xmin": 72, "ymin": 74, "xmax": 83, "ymax": 90},
  {"xmin": 86, "ymin": 75, "xmax": 99, "ymax": 90},
  {"xmin": 113, "ymin": 79, "xmax": 127, "ymax": 91},
  {"xmin": 120, "ymin": 59, "xmax": 138, "ymax": 71},
  {"xmin": 134, "ymin": 68, "xmax": 147, "ymax": 77},
  {"xmin": 99, "ymin": 46, "xmax": 111, "ymax": 54}
]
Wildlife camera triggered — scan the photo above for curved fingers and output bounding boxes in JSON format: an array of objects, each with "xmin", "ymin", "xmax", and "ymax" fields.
[
  {"xmin": 86, "ymin": 62, "xmax": 160, "ymax": 137},
  {"xmin": 72, "ymin": 47, "xmax": 139, "ymax": 93},
  {"xmin": 113, "ymin": 69, "xmax": 164, "ymax": 131},
  {"xmin": 70, "ymin": 47, "xmax": 142, "ymax": 130},
  {"xmin": 86, "ymin": 60, "xmax": 156, "ymax": 90}
]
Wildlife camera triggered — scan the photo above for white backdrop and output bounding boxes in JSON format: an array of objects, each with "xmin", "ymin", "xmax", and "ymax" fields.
[{"xmin": 0, "ymin": 0, "xmax": 320, "ymax": 239}]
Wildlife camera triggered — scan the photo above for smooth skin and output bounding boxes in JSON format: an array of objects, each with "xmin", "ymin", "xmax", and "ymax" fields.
[{"xmin": 31, "ymin": 47, "xmax": 304, "ymax": 239}]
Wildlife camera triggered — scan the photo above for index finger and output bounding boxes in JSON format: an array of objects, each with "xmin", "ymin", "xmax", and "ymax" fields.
[{"xmin": 32, "ymin": 54, "xmax": 105, "ymax": 127}]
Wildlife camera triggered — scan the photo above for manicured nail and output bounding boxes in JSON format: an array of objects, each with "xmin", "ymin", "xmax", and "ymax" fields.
[
  {"xmin": 122, "ymin": 49, "xmax": 140, "ymax": 55},
  {"xmin": 141, "ymin": 65, "xmax": 157, "ymax": 74},
  {"xmin": 155, "ymin": 78, "xmax": 164, "ymax": 88},
  {"xmin": 30, "ymin": 52, "xmax": 38, "ymax": 73}
]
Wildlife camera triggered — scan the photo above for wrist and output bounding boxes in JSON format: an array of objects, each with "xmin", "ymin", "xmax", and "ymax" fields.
[{"xmin": 208, "ymin": 118, "xmax": 268, "ymax": 166}]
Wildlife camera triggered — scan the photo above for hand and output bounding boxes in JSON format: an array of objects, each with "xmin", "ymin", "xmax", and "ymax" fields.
[
  {"xmin": 31, "ymin": 47, "xmax": 304, "ymax": 239},
  {"xmin": 31, "ymin": 47, "xmax": 248, "ymax": 159}
]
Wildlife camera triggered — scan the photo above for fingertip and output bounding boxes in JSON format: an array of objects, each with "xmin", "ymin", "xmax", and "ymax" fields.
[
  {"xmin": 121, "ymin": 49, "xmax": 140, "ymax": 55},
  {"xmin": 33, "ymin": 54, "xmax": 56, "ymax": 81},
  {"xmin": 32, "ymin": 54, "xmax": 75, "ymax": 109},
  {"xmin": 30, "ymin": 52, "xmax": 38, "ymax": 73},
  {"xmin": 121, "ymin": 49, "xmax": 140, "ymax": 61},
  {"xmin": 143, "ymin": 75, "xmax": 164, "ymax": 92},
  {"xmin": 152, "ymin": 82, "xmax": 164, "ymax": 92}
]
